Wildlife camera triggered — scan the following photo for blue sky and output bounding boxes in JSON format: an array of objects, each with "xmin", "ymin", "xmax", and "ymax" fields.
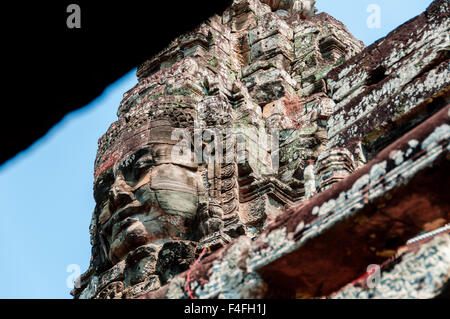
[
  {"xmin": 0, "ymin": 70, "xmax": 137, "ymax": 298},
  {"xmin": 316, "ymin": 0, "xmax": 433, "ymax": 46},
  {"xmin": 0, "ymin": 0, "xmax": 433, "ymax": 299}
]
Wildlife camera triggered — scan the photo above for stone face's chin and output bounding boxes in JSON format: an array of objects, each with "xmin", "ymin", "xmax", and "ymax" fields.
[{"xmin": 108, "ymin": 211, "xmax": 183, "ymax": 263}]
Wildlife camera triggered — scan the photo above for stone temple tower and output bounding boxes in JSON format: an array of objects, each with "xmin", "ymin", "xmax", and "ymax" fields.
[{"xmin": 73, "ymin": 0, "xmax": 450, "ymax": 299}]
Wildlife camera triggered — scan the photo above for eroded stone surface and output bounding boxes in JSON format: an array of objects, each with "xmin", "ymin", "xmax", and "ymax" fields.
[
  {"xmin": 331, "ymin": 232, "xmax": 450, "ymax": 299},
  {"xmin": 73, "ymin": 0, "xmax": 449, "ymax": 299},
  {"xmin": 140, "ymin": 105, "xmax": 449, "ymax": 299}
]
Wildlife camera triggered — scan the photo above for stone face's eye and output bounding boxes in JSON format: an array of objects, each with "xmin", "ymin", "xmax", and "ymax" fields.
[
  {"xmin": 134, "ymin": 159, "xmax": 152, "ymax": 179},
  {"xmin": 94, "ymin": 171, "xmax": 115, "ymax": 205}
]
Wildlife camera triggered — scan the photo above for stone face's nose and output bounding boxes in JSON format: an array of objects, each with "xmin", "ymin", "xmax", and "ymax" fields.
[{"xmin": 109, "ymin": 179, "xmax": 134, "ymax": 210}]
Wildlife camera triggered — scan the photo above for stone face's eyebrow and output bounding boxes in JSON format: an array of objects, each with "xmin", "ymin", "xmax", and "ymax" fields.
[
  {"xmin": 118, "ymin": 149, "xmax": 152, "ymax": 171},
  {"xmin": 134, "ymin": 153, "xmax": 153, "ymax": 165}
]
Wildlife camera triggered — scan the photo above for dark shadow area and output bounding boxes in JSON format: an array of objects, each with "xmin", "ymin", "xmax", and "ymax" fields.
[
  {"xmin": 435, "ymin": 281, "xmax": 450, "ymax": 299},
  {"xmin": 2, "ymin": 0, "xmax": 232, "ymax": 166},
  {"xmin": 366, "ymin": 65, "xmax": 387, "ymax": 87}
]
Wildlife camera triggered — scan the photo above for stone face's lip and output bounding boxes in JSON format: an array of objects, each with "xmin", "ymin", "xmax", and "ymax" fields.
[
  {"xmin": 103, "ymin": 200, "xmax": 143, "ymax": 235},
  {"xmin": 112, "ymin": 217, "xmax": 140, "ymax": 240}
]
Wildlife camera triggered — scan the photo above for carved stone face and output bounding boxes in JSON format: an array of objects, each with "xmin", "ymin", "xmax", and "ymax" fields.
[{"xmin": 94, "ymin": 128, "xmax": 202, "ymax": 265}]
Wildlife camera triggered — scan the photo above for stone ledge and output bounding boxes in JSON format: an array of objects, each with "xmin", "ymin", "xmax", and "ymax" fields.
[{"xmin": 140, "ymin": 105, "xmax": 449, "ymax": 299}]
